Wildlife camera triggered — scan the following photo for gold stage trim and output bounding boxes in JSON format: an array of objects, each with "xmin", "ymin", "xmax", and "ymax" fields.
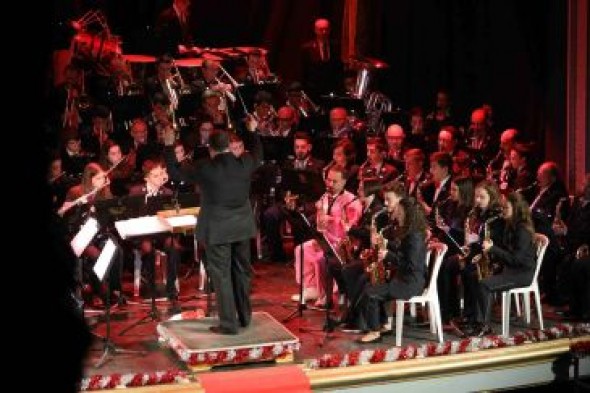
[
  {"xmin": 96, "ymin": 336, "xmax": 589, "ymax": 393},
  {"xmin": 306, "ymin": 338, "xmax": 575, "ymax": 390}
]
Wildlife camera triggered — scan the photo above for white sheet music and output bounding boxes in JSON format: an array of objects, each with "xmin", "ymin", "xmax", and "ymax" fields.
[
  {"xmin": 94, "ymin": 239, "xmax": 116, "ymax": 281},
  {"xmin": 164, "ymin": 215, "xmax": 197, "ymax": 228},
  {"xmin": 114, "ymin": 216, "xmax": 170, "ymax": 239},
  {"xmin": 114, "ymin": 215, "xmax": 197, "ymax": 239},
  {"xmin": 70, "ymin": 217, "xmax": 99, "ymax": 257}
]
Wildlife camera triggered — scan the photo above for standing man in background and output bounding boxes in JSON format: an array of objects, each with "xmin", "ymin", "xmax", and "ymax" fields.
[
  {"xmin": 301, "ymin": 18, "xmax": 343, "ymax": 100},
  {"xmin": 155, "ymin": 0, "xmax": 194, "ymax": 56}
]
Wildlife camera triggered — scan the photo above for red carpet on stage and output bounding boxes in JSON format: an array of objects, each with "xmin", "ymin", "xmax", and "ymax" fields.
[{"xmin": 198, "ymin": 365, "xmax": 311, "ymax": 393}]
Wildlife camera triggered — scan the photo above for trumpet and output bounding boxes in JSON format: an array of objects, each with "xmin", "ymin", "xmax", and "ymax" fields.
[{"xmin": 300, "ymin": 90, "xmax": 320, "ymax": 114}]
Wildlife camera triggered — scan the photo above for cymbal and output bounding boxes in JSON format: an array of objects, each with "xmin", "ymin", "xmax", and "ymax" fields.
[
  {"xmin": 175, "ymin": 58, "xmax": 204, "ymax": 67},
  {"xmin": 232, "ymin": 46, "xmax": 268, "ymax": 55},
  {"xmin": 123, "ymin": 54, "xmax": 156, "ymax": 63},
  {"xmin": 347, "ymin": 56, "xmax": 389, "ymax": 69},
  {"xmin": 364, "ymin": 56, "xmax": 389, "ymax": 69}
]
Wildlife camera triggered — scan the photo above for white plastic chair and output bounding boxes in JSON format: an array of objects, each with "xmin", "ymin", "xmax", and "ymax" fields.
[
  {"xmin": 395, "ymin": 242, "xmax": 448, "ymax": 347},
  {"xmin": 501, "ymin": 233, "xmax": 549, "ymax": 337}
]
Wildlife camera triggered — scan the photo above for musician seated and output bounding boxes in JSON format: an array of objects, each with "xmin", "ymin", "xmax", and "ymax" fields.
[
  {"xmin": 417, "ymin": 151, "xmax": 453, "ymax": 220},
  {"xmin": 60, "ymin": 131, "xmax": 92, "ymax": 178},
  {"xmin": 435, "ymin": 176, "xmax": 474, "ymax": 327},
  {"xmin": 403, "ymin": 148, "xmax": 430, "ymax": 199},
  {"xmin": 260, "ymin": 132, "xmax": 324, "ymax": 262},
  {"xmin": 507, "ymin": 143, "xmax": 536, "ymax": 202},
  {"xmin": 384, "ymin": 124, "xmax": 407, "ymax": 174},
  {"xmin": 59, "ymin": 162, "xmax": 125, "ymax": 307},
  {"xmin": 252, "ymin": 91, "xmax": 278, "ymax": 136},
  {"xmin": 128, "ymin": 159, "xmax": 181, "ymax": 311},
  {"xmin": 338, "ymin": 180, "xmax": 403, "ymax": 332},
  {"xmin": 357, "ymin": 197, "xmax": 428, "ymax": 343},
  {"xmin": 290, "ymin": 165, "xmax": 362, "ymax": 308},
  {"xmin": 359, "ymin": 137, "xmax": 398, "ymax": 184},
  {"xmin": 469, "ymin": 192, "xmax": 537, "ymax": 336},
  {"xmin": 530, "ymin": 161, "xmax": 569, "ymax": 305},
  {"xmin": 459, "ymin": 180, "xmax": 504, "ymax": 331},
  {"xmin": 553, "ymin": 173, "xmax": 590, "ymax": 321},
  {"xmin": 324, "ymin": 138, "xmax": 359, "ymax": 193},
  {"xmin": 99, "ymin": 140, "xmax": 134, "ymax": 197}
]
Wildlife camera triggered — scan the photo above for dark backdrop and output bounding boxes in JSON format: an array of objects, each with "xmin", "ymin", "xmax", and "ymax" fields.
[{"xmin": 50, "ymin": 0, "xmax": 566, "ymax": 160}]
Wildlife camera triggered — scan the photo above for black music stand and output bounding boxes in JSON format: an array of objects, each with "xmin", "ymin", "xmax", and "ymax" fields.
[
  {"xmin": 282, "ymin": 209, "xmax": 317, "ymax": 323},
  {"xmin": 92, "ymin": 237, "xmax": 145, "ymax": 368},
  {"xmin": 280, "ymin": 167, "xmax": 328, "ymax": 322},
  {"xmin": 117, "ymin": 194, "xmax": 174, "ymax": 336}
]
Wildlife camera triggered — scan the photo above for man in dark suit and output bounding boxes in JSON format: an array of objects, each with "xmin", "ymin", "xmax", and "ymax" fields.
[
  {"xmin": 301, "ymin": 18, "xmax": 343, "ymax": 100},
  {"xmin": 261, "ymin": 132, "xmax": 324, "ymax": 262},
  {"xmin": 163, "ymin": 119, "xmax": 262, "ymax": 334},
  {"xmin": 154, "ymin": 0, "xmax": 194, "ymax": 56}
]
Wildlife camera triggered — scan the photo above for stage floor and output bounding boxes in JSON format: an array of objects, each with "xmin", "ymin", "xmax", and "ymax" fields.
[{"xmin": 82, "ymin": 260, "xmax": 572, "ymax": 380}]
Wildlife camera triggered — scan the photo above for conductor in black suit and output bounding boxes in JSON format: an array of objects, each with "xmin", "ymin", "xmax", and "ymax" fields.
[{"xmin": 163, "ymin": 118, "xmax": 263, "ymax": 334}]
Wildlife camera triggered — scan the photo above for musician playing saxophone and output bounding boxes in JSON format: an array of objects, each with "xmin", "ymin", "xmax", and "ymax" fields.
[
  {"xmin": 357, "ymin": 195, "xmax": 428, "ymax": 343},
  {"xmin": 469, "ymin": 192, "xmax": 536, "ymax": 337},
  {"xmin": 459, "ymin": 180, "xmax": 504, "ymax": 331},
  {"xmin": 338, "ymin": 180, "xmax": 403, "ymax": 332}
]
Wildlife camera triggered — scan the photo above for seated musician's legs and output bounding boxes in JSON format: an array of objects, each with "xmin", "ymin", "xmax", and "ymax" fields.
[
  {"xmin": 570, "ymin": 255, "xmax": 590, "ymax": 319},
  {"xmin": 262, "ymin": 204, "xmax": 287, "ymax": 261},
  {"xmin": 357, "ymin": 282, "xmax": 391, "ymax": 341},
  {"xmin": 139, "ymin": 239, "xmax": 156, "ymax": 296},
  {"xmin": 163, "ymin": 235, "xmax": 181, "ymax": 300},
  {"xmin": 461, "ymin": 263, "xmax": 479, "ymax": 325},
  {"xmin": 292, "ymin": 240, "xmax": 321, "ymax": 300},
  {"xmin": 438, "ymin": 255, "xmax": 462, "ymax": 323}
]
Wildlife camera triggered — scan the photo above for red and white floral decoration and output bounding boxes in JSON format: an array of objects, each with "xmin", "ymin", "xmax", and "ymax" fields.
[
  {"xmin": 80, "ymin": 369, "xmax": 190, "ymax": 391},
  {"xmin": 306, "ymin": 323, "xmax": 590, "ymax": 369}
]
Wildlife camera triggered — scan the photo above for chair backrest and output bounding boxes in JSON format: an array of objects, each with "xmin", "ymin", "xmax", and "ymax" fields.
[
  {"xmin": 531, "ymin": 233, "xmax": 549, "ymax": 284},
  {"xmin": 423, "ymin": 242, "xmax": 448, "ymax": 297}
]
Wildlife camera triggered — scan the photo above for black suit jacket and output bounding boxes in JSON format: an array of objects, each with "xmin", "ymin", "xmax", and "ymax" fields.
[
  {"xmin": 154, "ymin": 6, "xmax": 194, "ymax": 56},
  {"xmin": 489, "ymin": 223, "xmax": 536, "ymax": 286},
  {"xmin": 165, "ymin": 134, "xmax": 263, "ymax": 245},
  {"xmin": 301, "ymin": 39, "xmax": 343, "ymax": 97},
  {"xmin": 384, "ymin": 231, "xmax": 427, "ymax": 298}
]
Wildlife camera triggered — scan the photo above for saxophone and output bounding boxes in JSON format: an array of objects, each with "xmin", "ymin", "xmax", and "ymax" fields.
[
  {"xmin": 361, "ymin": 208, "xmax": 388, "ymax": 285},
  {"xmin": 473, "ymin": 215, "xmax": 500, "ymax": 281}
]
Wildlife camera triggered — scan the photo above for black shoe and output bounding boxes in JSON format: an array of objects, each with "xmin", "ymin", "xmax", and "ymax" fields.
[
  {"xmin": 168, "ymin": 299, "xmax": 181, "ymax": 314},
  {"xmin": 477, "ymin": 324, "xmax": 493, "ymax": 337},
  {"xmin": 209, "ymin": 325, "xmax": 238, "ymax": 335},
  {"xmin": 116, "ymin": 294, "xmax": 127, "ymax": 307}
]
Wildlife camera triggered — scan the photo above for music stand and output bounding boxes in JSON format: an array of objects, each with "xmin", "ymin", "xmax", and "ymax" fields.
[
  {"xmin": 281, "ymin": 209, "xmax": 317, "ymax": 323},
  {"xmin": 92, "ymin": 238, "xmax": 145, "ymax": 368},
  {"xmin": 117, "ymin": 194, "xmax": 174, "ymax": 336},
  {"xmin": 280, "ymin": 168, "xmax": 325, "ymax": 321}
]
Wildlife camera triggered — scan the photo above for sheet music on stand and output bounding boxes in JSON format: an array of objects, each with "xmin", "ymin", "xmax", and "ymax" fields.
[
  {"xmin": 71, "ymin": 217, "xmax": 99, "ymax": 257},
  {"xmin": 93, "ymin": 238, "xmax": 117, "ymax": 281}
]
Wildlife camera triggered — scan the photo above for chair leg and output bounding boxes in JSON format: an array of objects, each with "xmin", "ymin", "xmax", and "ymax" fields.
[
  {"xmin": 433, "ymin": 298, "xmax": 443, "ymax": 343},
  {"xmin": 534, "ymin": 288, "xmax": 544, "ymax": 331},
  {"xmin": 396, "ymin": 301, "xmax": 405, "ymax": 347},
  {"xmin": 133, "ymin": 250, "xmax": 142, "ymax": 297},
  {"xmin": 410, "ymin": 303, "xmax": 417, "ymax": 318},
  {"xmin": 523, "ymin": 292, "xmax": 531, "ymax": 325},
  {"xmin": 428, "ymin": 301, "xmax": 436, "ymax": 334},
  {"xmin": 502, "ymin": 292, "xmax": 511, "ymax": 338},
  {"xmin": 514, "ymin": 293, "xmax": 522, "ymax": 317}
]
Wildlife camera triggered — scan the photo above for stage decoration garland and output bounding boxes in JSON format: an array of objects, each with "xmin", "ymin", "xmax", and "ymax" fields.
[
  {"xmin": 79, "ymin": 369, "xmax": 190, "ymax": 391},
  {"xmin": 306, "ymin": 323, "xmax": 590, "ymax": 369},
  {"xmin": 157, "ymin": 320, "xmax": 301, "ymax": 367},
  {"xmin": 571, "ymin": 340, "xmax": 590, "ymax": 358}
]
